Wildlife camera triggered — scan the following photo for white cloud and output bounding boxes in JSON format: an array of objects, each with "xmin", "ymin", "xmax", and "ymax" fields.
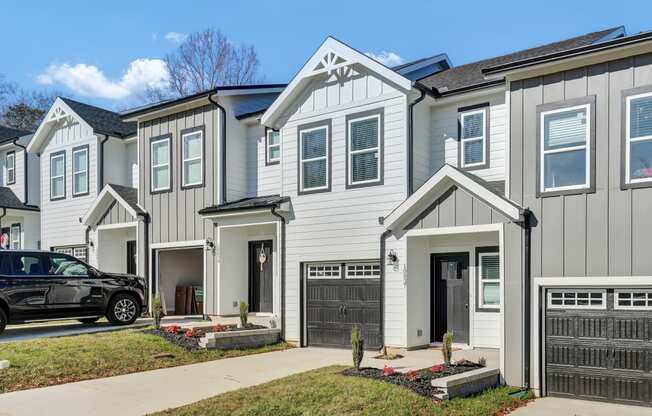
[
  {"xmin": 37, "ymin": 59, "xmax": 170, "ymax": 100},
  {"xmin": 165, "ymin": 32, "xmax": 188, "ymax": 44},
  {"xmin": 365, "ymin": 51, "xmax": 406, "ymax": 67}
]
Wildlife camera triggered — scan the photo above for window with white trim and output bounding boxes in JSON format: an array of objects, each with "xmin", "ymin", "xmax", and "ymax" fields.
[
  {"xmin": 299, "ymin": 125, "xmax": 329, "ymax": 192},
  {"xmin": 614, "ymin": 290, "xmax": 652, "ymax": 310},
  {"xmin": 266, "ymin": 130, "xmax": 280, "ymax": 164},
  {"xmin": 478, "ymin": 252, "xmax": 500, "ymax": 309},
  {"xmin": 346, "ymin": 262, "xmax": 380, "ymax": 278},
  {"xmin": 6, "ymin": 151, "xmax": 15, "ymax": 185},
  {"xmin": 72, "ymin": 146, "xmax": 88, "ymax": 196},
  {"xmin": 306, "ymin": 263, "xmax": 341, "ymax": 279},
  {"xmin": 151, "ymin": 136, "xmax": 171, "ymax": 192},
  {"xmin": 73, "ymin": 246, "xmax": 88, "ymax": 261},
  {"xmin": 348, "ymin": 114, "xmax": 380, "ymax": 185},
  {"xmin": 540, "ymin": 104, "xmax": 591, "ymax": 192},
  {"xmin": 54, "ymin": 247, "xmax": 73, "ymax": 256},
  {"xmin": 547, "ymin": 289, "xmax": 606, "ymax": 309},
  {"xmin": 10, "ymin": 223, "xmax": 20, "ymax": 249},
  {"xmin": 182, "ymin": 129, "xmax": 203, "ymax": 187},
  {"xmin": 625, "ymin": 91, "xmax": 652, "ymax": 184},
  {"xmin": 460, "ymin": 109, "xmax": 486, "ymax": 168},
  {"xmin": 50, "ymin": 151, "xmax": 65, "ymax": 200}
]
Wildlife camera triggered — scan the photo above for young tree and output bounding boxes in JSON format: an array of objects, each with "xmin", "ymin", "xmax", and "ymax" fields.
[{"xmin": 1, "ymin": 90, "xmax": 59, "ymax": 131}]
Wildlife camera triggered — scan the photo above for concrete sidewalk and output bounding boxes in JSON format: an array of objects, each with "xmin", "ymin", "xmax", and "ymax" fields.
[{"xmin": 512, "ymin": 397, "xmax": 650, "ymax": 416}]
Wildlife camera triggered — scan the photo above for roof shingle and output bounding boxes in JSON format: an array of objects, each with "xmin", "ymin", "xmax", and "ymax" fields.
[
  {"xmin": 61, "ymin": 97, "xmax": 136, "ymax": 138},
  {"xmin": 0, "ymin": 126, "xmax": 32, "ymax": 145}
]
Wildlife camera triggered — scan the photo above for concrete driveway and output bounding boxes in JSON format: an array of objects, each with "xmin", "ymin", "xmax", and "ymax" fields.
[{"xmin": 513, "ymin": 397, "xmax": 650, "ymax": 415}]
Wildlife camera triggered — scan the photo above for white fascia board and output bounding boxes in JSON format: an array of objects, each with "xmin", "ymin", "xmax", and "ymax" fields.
[
  {"xmin": 261, "ymin": 36, "xmax": 413, "ymax": 128},
  {"xmin": 27, "ymin": 98, "xmax": 92, "ymax": 154}
]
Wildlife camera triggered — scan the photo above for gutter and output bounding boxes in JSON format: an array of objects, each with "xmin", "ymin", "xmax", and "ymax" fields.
[
  {"xmin": 271, "ymin": 206, "xmax": 287, "ymax": 340},
  {"xmin": 98, "ymin": 134, "xmax": 110, "ymax": 191},
  {"xmin": 407, "ymin": 89, "xmax": 426, "ymax": 196},
  {"xmin": 11, "ymin": 137, "xmax": 29, "ymax": 204},
  {"xmin": 208, "ymin": 93, "xmax": 228, "ymax": 204}
]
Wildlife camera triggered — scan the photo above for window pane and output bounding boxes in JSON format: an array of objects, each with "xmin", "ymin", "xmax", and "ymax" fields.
[
  {"xmin": 73, "ymin": 150, "xmax": 87, "ymax": 172},
  {"xmin": 302, "ymin": 128, "xmax": 326, "ymax": 159},
  {"xmin": 303, "ymin": 159, "xmax": 326, "ymax": 189},
  {"xmin": 350, "ymin": 118, "xmax": 378, "ymax": 151},
  {"xmin": 268, "ymin": 131, "xmax": 280, "ymax": 146},
  {"xmin": 152, "ymin": 141, "xmax": 169, "ymax": 165},
  {"xmin": 544, "ymin": 149, "xmax": 586, "ymax": 189},
  {"xmin": 52, "ymin": 156, "xmax": 64, "ymax": 177},
  {"xmin": 153, "ymin": 166, "xmax": 169, "ymax": 189},
  {"xmin": 52, "ymin": 177, "xmax": 64, "ymax": 197},
  {"xmin": 630, "ymin": 95, "xmax": 652, "ymax": 138},
  {"xmin": 630, "ymin": 139, "xmax": 652, "ymax": 180},
  {"xmin": 481, "ymin": 254, "xmax": 499, "ymax": 280},
  {"xmin": 269, "ymin": 146, "xmax": 281, "ymax": 160},
  {"xmin": 184, "ymin": 159, "xmax": 202, "ymax": 185},
  {"xmin": 12, "ymin": 255, "xmax": 44, "ymax": 275},
  {"xmin": 464, "ymin": 139, "xmax": 483, "ymax": 165},
  {"xmin": 48, "ymin": 256, "xmax": 88, "ymax": 276},
  {"xmin": 183, "ymin": 133, "xmax": 202, "ymax": 159},
  {"xmin": 544, "ymin": 108, "xmax": 587, "ymax": 150},
  {"xmin": 463, "ymin": 112, "xmax": 484, "ymax": 139},
  {"xmin": 482, "ymin": 282, "xmax": 500, "ymax": 305},
  {"xmin": 352, "ymin": 151, "xmax": 378, "ymax": 182},
  {"xmin": 74, "ymin": 173, "xmax": 88, "ymax": 194}
]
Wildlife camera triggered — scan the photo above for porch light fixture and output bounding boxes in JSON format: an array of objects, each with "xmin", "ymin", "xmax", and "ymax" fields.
[
  {"xmin": 258, "ymin": 243, "xmax": 268, "ymax": 271},
  {"xmin": 387, "ymin": 249, "xmax": 399, "ymax": 265}
]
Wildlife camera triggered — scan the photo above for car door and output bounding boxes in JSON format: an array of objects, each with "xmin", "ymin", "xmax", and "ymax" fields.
[
  {"xmin": 45, "ymin": 253, "xmax": 105, "ymax": 316},
  {"xmin": 5, "ymin": 252, "xmax": 51, "ymax": 320}
]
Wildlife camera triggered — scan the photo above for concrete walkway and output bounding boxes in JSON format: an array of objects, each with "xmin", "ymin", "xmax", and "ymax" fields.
[
  {"xmin": 512, "ymin": 397, "xmax": 650, "ymax": 416},
  {"xmin": 0, "ymin": 346, "xmax": 496, "ymax": 416}
]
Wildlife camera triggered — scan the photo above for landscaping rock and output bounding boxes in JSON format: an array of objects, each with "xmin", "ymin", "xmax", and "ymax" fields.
[{"xmin": 0, "ymin": 359, "xmax": 10, "ymax": 370}]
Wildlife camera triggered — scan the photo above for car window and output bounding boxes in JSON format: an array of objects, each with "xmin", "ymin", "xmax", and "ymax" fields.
[
  {"xmin": 0, "ymin": 254, "xmax": 11, "ymax": 276},
  {"xmin": 47, "ymin": 254, "xmax": 89, "ymax": 277},
  {"xmin": 11, "ymin": 254, "xmax": 46, "ymax": 276}
]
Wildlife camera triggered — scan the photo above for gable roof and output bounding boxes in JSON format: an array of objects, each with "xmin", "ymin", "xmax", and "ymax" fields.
[
  {"xmin": 418, "ymin": 27, "xmax": 624, "ymax": 96},
  {"xmin": 60, "ymin": 97, "xmax": 136, "ymax": 138},
  {"xmin": 0, "ymin": 187, "xmax": 39, "ymax": 211},
  {"xmin": 82, "ymin": 183, "xmax": 144, "ymax": 227},
  {"xmin": 0, "ymin": 126, "xmax": 32, "ymax": 146},
  {"xmin": 232, "ymin": 92, "xmax": 282, "ymax": 120},
  {"xmin": 198, "ymin": 195, "xmax": 289, "ymax": 216}
]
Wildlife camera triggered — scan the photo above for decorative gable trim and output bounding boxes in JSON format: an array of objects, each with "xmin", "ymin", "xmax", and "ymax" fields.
[{"xmin": 27, "ymin": 97, "xmax": 93, "ymax": 154}]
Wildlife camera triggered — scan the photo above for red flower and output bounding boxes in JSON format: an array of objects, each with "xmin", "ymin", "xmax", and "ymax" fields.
[
  {"xmin": 383, "ymin": 364, "xmax": 395, "ymax": 376},
  {"xmin": 165, "ymin": 325, "xmax": 181, "ymax": 334},
  {"xmin": 431, "ymin": 364, "xmax": 444, "ymax": 373},
  {"xmin": 185, "ymin": 329, "xmax": 196, "ymax": 338},
  {"xmin": 406, "ymin": 369, "xmax": 418, "ymax": 381},
  {"xmin": 212, "ymin": 324, "xmax": 227, "ymax": 333}
]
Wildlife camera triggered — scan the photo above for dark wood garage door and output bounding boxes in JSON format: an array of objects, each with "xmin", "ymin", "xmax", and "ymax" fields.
[
  {"xmin": 545, "ymin": 289, "xmax": 652, "ymax": 406},
  {"xmin": 306, "ymin": 268, "xmax": 381, "ymax": 349}
]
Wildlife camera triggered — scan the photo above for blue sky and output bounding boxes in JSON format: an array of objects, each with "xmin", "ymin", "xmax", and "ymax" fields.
[{"xmin": 2, "ymin": 0, "xmax": 650, "ymax": 109}]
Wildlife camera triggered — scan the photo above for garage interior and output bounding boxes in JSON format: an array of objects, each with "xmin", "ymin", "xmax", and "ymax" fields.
[{"xmin": 157, "ymin": 247, "xmax": 204, "ymax": 315}]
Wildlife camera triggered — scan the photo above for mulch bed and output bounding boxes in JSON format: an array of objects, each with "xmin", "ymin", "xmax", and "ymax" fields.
[
  {"xmin": 144, "ymin": 323, "xmax": 267, "ymax": 351},
  {"xmin": 342, "ymin": 360, "xmax": 482, "ymax": 400}
]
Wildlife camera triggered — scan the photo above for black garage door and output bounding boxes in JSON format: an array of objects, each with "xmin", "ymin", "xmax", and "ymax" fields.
[
  {"xmin": 545, "ymin": 289, "xmax": 652, "ymax": 406},
  {"xmin": 305, "ymin": 263, "xmax": 381, "ymax": 349}
]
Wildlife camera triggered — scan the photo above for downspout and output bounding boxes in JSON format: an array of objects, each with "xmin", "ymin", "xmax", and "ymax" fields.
[
  {"xmin": 523, "ymin": 209, "xmax": 532, "ymax": 390},
  {"xmin": 378, "ymin": 225, "xmax": 392, "ymax": 352},
  {"xmin": 407, "ymin": 89, "xmax": 426, "ymax": 196},
  {"xmin": 98, "ymin": 135, "xmax": 109, "ymax": 191},
  {"xmin": 208, "ymin": 92, "xmax": 227, "ymax": 204},
  {"xmin": 137, "ymin": 212, "xmax": 150, "ymax": 297},
  {"xmin": 271, "ymin": 206, "xmax": 286, "ymax": 340},
  {"xmin": 12, "ymin": 138, "xmax": 28, "ymax": 204}
]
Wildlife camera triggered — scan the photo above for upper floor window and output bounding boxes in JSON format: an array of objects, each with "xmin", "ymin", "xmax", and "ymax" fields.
[
  {"xmin": 50, "ymin": 151, "xmax": 65, "ymax": 200},
  {"xmin": 459, "ymin": 107, "xmax": 487, "ymax": 169},
  {"xmin": 181, "ymin": 128, "xmax": 204, "ymax": 188},
  {"xmin": 151, "ymin": 135, "xmax": 171, "ymax": 193},
  {"xmin": 298, "ymin": 121, "xmax": 330, "ymax": 194},
  {"xmin": 72, "ymin": 145, "xmax": 89, "ymax": 196},
  {"xmin": 6, "ymin": 151, "xmax": 15, "ymax": 185},
  {"xmin": 347, "ymin": 110, "xmax": 383, "ymax": 188},
  {"xmin": 537, "ymin": 96, "xmax": 595, "ymax": 196},
  {"xmin": 624, "ymin": 89, "xmax": 652, "ymax": 187},
  {"xmin": 266, "ymin": 130, "xmax": 280, "ymax": 165}
]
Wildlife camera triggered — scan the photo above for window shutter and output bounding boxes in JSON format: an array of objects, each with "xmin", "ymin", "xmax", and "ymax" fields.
[
  {"xmin": 544, "ymin": 108, "xmax": 587, "ymax": 149},
  {"xmin": 631, "ymin": 95, "xmax": 652, "ymax": 139}
]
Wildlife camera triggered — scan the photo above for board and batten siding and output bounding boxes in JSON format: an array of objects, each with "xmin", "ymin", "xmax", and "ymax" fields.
[
  {"xmin": 509, "ymin": 53, "xmax": 652, "ymax": 278},
  {"xmin": 430, "ymin": 92, "xmax": 507, "ymax": 183},
  {"xmin": 40, "ymin": 120, "xmax": 98, "ymax": 250},
  {"xmin": 275, "ymin": 66, "xmax": 409, "ymax": 344},
  {"xmin": 98, "ymin": 201, "xmax": 135, "ymax": 226}
]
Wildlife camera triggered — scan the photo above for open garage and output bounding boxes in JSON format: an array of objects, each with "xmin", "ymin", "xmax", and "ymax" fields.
[{"xmin": 155, "ymin": 247, "xmax": 204, "ymax": 316}]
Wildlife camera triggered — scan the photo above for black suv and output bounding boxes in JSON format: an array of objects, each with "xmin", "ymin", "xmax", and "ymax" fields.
[{"xmin": 0, "ymin": 250, "xmax": 147, "ymax": 335}]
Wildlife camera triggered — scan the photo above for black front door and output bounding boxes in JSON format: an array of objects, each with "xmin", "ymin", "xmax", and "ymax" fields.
[
  {"xmin": 126, "ymin": 240, "xmax": 137, "ymax": 275},
  {"xmin": 431, "ymin": 253, "xmax": 469, "ymax": 344},
  {"xmin": 249, "ymin": 240, "xmax": 273, "ymax": 313}
]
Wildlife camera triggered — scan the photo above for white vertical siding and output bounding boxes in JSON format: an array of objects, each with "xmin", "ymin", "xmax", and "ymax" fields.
[{"xmin": 126, "ymin": 140, "xmax": 138, "ymax": 189}]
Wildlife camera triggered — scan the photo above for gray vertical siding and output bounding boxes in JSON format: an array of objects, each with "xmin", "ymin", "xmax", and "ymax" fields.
[
  {"xmin": 509, "ymin": 53, "xmax": 652, "ymax": 277},
  {"xmin": 98, "ymin": 201, "xmax": 135, "ymax": 225},
  {"xmin": 138, "ymin": 105, "xmax": 218, "ymax": 244}
]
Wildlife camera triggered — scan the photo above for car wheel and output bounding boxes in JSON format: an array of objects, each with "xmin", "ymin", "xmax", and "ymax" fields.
[
  {"xmin": 78, "ymin": 317, "xmax": 101, "ymax": 324},
  {"xmin": 107, "ymin": 294, "xmax": 140, "ymax": 325},
  {"xmin": 0, "ymin": 308, "xmax": 6, "ymax": 335}
]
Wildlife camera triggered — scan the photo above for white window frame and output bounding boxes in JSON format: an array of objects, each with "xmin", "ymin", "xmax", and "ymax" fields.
[
  {"xmin": 72, "ymin": 147, "xmax": 89, "ymax": 196},
  {"xmin": 306, "ymin": 263, "xmax": 341, "ymax": 279},
  {"xmin": 50, "ymin": 152, "xmax": 65, "ymax": 200},
  {"xmin": 151, "ymin": 136, "xmax": 171, "ymax": 192},
  {"xmin": 460, "ymin": 109, "xmax": 486, "ymax": 168},
  {"xmin": 299, "ymin": 125, "xmax": 329, "ymax": 192},
  {"xmin": 6, "ymin": 151, "xmax": 15, "ymax": 185},
  {"xmin": 478, "ymin": 252, "xmax": 500, "ymax": 310},
  {"xmin": 625, "ymin": 91, "xmax": 652, "ymax": 185},
  {"xmin": 73, "ymin": 246, "xmax": 88, "ymax": 261},
  {"xmin": 345, "ymin": 262, "xmax": 380, "ymax": 279},
  {"xmin": 347, "ymin": 114, "xmax": 381, "ymax": 185},
  {"xmin": 10, "ymin": 223, "xmax": 20, "ymax": 250},
  {"xmin": 181, "ymin": 130, "xmax": 203, "ymax": 187},
  {"xmin": 540, "ymin": 104, "xmax": 591, "ymax": 193},
  {"xmin": 266, "ymin": 130, "xmax": 281, "ymax": 164},
  {"xmin": 547, "ymin": 289, "xmax": 606, "ymax": 310},
  {"xmin": 614, "ymin": 289, "xmax": 652, "ymax": 310}
]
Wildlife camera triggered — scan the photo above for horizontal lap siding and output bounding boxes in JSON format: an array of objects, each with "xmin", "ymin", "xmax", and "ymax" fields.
[
  {"xmin": 246, "ymin": 124, "xmax": 281, "ymax": 197},
  {"xmin": 0, "ymin": 147, "xmax": 25, "ymax": 202},
  {"xmin": 279, "ymin": 66, "xmax": 408, "ymax": 344}
]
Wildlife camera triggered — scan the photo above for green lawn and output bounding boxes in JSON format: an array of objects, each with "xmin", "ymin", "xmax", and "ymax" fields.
[
  {"xmin": 155, "ymin": 366, "xmax": 532, "ymax": 416},
  {"xmin": 0, "ymin": 328, "xmax": 288, "ymax": 393}
]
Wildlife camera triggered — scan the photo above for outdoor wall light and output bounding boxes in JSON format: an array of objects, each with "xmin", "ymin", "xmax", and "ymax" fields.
[
  {"xmin": 387, "ymin": 249, "xmax": 399, "ymax": 265},
  {"xmin": 205, "ymin": 238, "xmax": 215, "ymax": 250}
]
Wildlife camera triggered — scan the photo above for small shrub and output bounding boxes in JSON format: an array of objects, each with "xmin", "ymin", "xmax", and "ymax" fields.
[
  {"xmin": 165, "ymin": 325, "xmax": 181, "ymax": 334},
  {"xmin": 351, "ymin": 326, "xmax": 364, "ymax": 371},
  {"xmin": 239, "ymin": 301, "xmax": 248, "ymax": 327},
  {"xmin": 382, "ymin": 364, "xmax": 395, "ymax": 376},
  {"xmin": 152, "ymin": 294, "xmax": 163, "ymax": 329},
  {"xmin": 478, "ymin": 356, "xmax": 487, "ymax": 367},
  {"xmin": 442, "ymin": 330, "xmax": 454, "ymax": 366},
  {"xmin": 431, "ymin": 364, "xmax": 444, "ymax": 373},
  {"xmin": 406, "ymin": 369, "xmax": 418, "ymax": 381}
]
